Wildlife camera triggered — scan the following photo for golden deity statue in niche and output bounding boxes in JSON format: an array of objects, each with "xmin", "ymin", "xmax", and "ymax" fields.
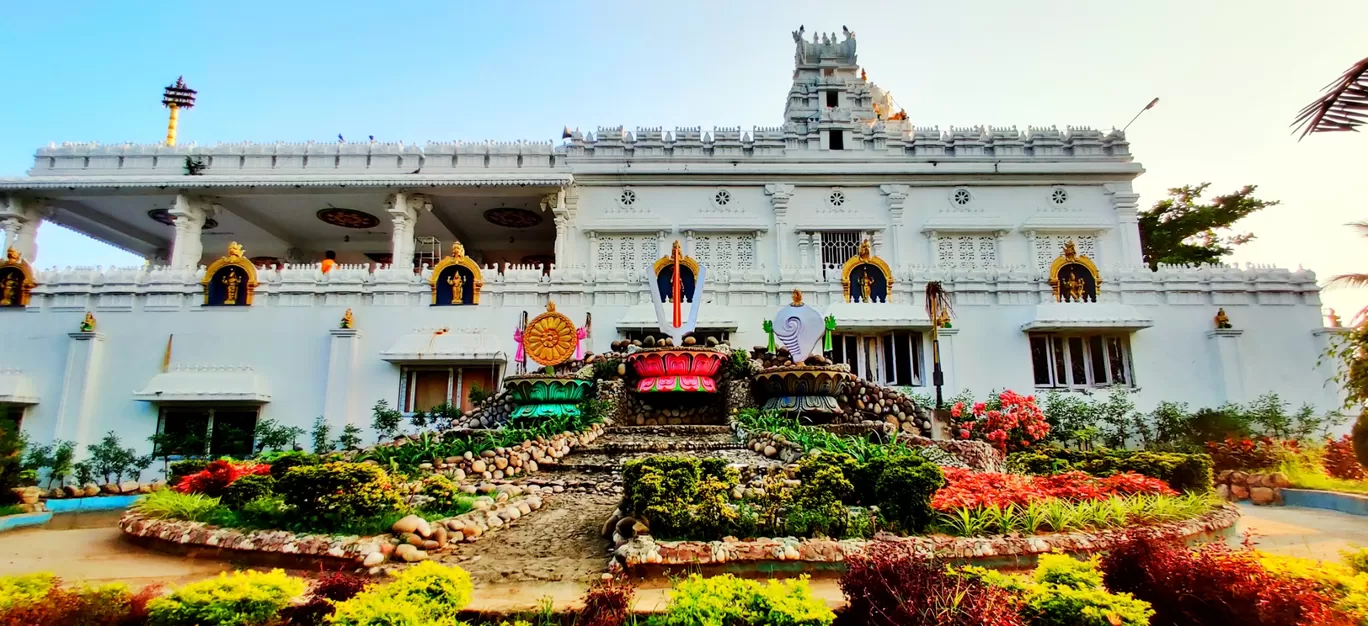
[
  {"xmin": 1214, "ymin": 308, "xmax": 1232, "ymax": 330},
  {"xmin": 1063, "ymin": 276, "xmax": 1085, "ymax": 302},
  {"xmin": 0, "ymin": 273, "xmax": 16, "ymax": 306},
  {"xmin": 80, "ymin": 312, "xmax": 96, "ymax": 332},
  {"xmin": 340, "ymin": 308, "xmax": 354, "ymax": 329},
  {"xmin": 859, "ymin": 273, "xmax": 874, "ymax": 302},
  {"xmin": 448, "ymin": 272, "xmax": 465, "ymax": 304},
  {"xmin": 222, "ymin": 271, "xmax": 243, "ymax": 305}
]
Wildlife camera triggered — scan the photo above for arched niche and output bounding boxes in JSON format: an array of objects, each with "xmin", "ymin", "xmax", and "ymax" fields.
[
  {"xmin": 1048, "ymin": 240, "xmax": 1101, "ymax": 303},
  {"xmin": 653, "ymin": 248, "xmax": 699, "ymax": 303},
  {"xmin": 0, "ymin": 248, "xmax": 36, "ymax": 308},
  {"xmin": 201, "ymin": 242, "xmax": 258, "ymax": 306},
  {"xmin": 841, "ymin": 240, "xmax": 893, "ymax": 303},
  {"xmin": 430, "ymin": 241, "xmax": 483, "ymax": 306}
]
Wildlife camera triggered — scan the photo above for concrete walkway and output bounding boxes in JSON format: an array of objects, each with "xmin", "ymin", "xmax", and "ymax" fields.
[{"xmin": 0, "ymin": 504, "xmax": 1365, "ymax": 612}]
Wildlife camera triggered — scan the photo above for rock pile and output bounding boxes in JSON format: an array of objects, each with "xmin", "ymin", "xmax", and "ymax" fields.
[
  {"xmin": 623, "ymin": 394, "xmax": 722, "ymax": 425},
  {"xmin": 371, "ymin": 423, "xmax": 607, "ymax": 482},
  {"xmin": 839, "ymin": 379, "xmax": 932, "ymax": 436},
  {"xmin": 379, "ymin": 484, "xmax": 551, "ymax": 564},
  {"xmin": 611, "ymin": 334, "xmax": 725, "ymax": 353},
  {"xmin": 1215, "ymin": 470, "xmax": 1290, "ymax": 505}
]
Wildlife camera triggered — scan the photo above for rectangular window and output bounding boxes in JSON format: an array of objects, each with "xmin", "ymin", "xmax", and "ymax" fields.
[
  {"xmin": 1028, "ymin": 333, "xmax": 1133, "ymax": 388},
  {"xmin": 401, "ymin": 366, "xmax": 501, "ymax": 413},
  {"xmin": 155, "ymin": 406, "xmax": 260, "ymax": 458},
  {"xmin": 828, "ymin": 130, "xmax": 844, "ymax": 150},
  {"xmin": 818, "ymin": 231, "xmax": 861, "ymax": 267},
  {"xmin": 826, "ymin": 91, "xmax": 838, "ymax": 107},
  {"xmin": 830, "ymin": 332, "xmax": 923, "ymax": 387}
]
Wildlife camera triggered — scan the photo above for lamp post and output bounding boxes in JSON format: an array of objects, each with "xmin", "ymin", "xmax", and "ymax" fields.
[
  {"xmin": 1121, "ymin": 97, "xmax": 1160, "ymax": 133},
  {"xmin": 162, "ymin": 77, "xmax": 197, "ymax": 147},
  {"xmin": 925, "ymin": 281, "xmax": 955, "ymax": 410}
]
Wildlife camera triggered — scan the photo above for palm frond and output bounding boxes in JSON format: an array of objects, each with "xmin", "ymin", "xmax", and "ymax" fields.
[
  {"xmin": 1329, "ymin": 273, "xmax": 1368, "ymax": 289},
  {"xmin": 1294, "ymin": 56, "xmax": 1368, "ymax": 139},
  {"xmin": 924, "ymin": 281, "xmax": 954, "ymax": 325}
]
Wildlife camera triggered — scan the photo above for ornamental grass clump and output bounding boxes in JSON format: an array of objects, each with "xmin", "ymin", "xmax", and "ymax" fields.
[
  {"xmin": 147, "ymin": 569, "xmax": 305, "ymax": 626},
  {"xmin": 327, "ymin": 561, "xmax": 472, "ymax": 626},
  {"xmin": 132, "ymin": 489, "xmax": 223, "ymax": 522}
]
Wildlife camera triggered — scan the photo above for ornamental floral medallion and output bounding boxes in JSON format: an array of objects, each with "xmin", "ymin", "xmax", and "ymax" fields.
[
  {"xmin": 316, "ymin": 208, "xmax": 381, "ymax": 229},
  {"xmin": 483, "ymin": 207, "xmax": 543, "ymax": 229},
  {"xmin": 523, "ymin": 301, "xmax": 578, "ymax": 366}
]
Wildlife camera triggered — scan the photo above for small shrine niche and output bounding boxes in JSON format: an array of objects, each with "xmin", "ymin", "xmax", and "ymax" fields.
[
  {"xmin": 0, "ymin": 248, "xmax": 36, "ymax": 308},
  {"xmin": 1048, "ymin": 240, "xmax": 1100, "ymax": 303},
  {"xmin": 430, "ymin": 241, "xmax": 483, "ymax": 306},
  {"xmin": 653, "ymin": 242, "xmax": 699, "ymax": 303},
  {"xmin": 202, "ymin": 242, "xmax": 258, "ymax": 306},
  {"xmin": 841, "ymin": 240, "xmax": 893, "ymax": 303}
]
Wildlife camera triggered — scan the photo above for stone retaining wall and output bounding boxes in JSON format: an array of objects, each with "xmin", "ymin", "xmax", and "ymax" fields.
[
  {"xmin": 615, "ymin": 504, "xmax": 1240, "ymax": 575},
  {"xmin": 1215, "ymin": 470, "xmax": 1290, "ymax": 505},
  {"xmin": 372, "ymin": 423, "xmax": 607, "ymax": 482}
]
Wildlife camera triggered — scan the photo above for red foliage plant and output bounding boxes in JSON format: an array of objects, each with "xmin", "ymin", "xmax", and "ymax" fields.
[
  {"xmin": 1099, "ymin": 531, "xmax": 1353, "ymax": 626},
  {"xmin": 577, "ymin": 578, "xmax": 635, "ymax": 626},
  {"xmin": 280, "ymin": 571, "xmax": 368, "ymax": 626},
  {"xmin": 949, "ymin": 390, "xmax": 1050, "ymax": 453},
  {"xmin": 173, "ymin": 459, "xmax": 271, "ymax": 497},
  {"xmin": 1322, "ymin": 435, "xmax": 1365, "ymax": 481},
  {"xmin": 839, "ymin": 541, "xmax": 1023, "ymax": 626},
  {"xmin": 931, "ymin": 467, "xmax": 1176, "ymax": 511},
  {"xmin": 1205, "ymin": 437, "xmax": 1292, "ymax": 472}
]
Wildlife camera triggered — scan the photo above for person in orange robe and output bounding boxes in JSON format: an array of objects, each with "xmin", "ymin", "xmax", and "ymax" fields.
[{"xmin": 321, "ymin": 250, "xmax": 338, "ymax": 274}]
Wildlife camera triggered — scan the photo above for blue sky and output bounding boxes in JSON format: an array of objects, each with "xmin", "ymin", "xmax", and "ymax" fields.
[{"xmin": 2, "ymin": 0, "xmax": 1365, "ymax": 316}]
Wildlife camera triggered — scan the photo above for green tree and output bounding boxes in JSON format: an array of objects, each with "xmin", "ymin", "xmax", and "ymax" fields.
[
  {"xmin": 1137, "ymin": 183, "xmax": 1279, "ymax": 270},
  {"xmin": 310, "ymin": 415, "xmax": 333, "ymax": 455},
  {"xmin": 370, "ymin": 400, "xmax": 403, "ymax": 442}
]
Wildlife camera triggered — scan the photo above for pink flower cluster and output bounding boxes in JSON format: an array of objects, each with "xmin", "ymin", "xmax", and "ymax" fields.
[{"xmin": 949, "ymin": 390, "xmax": 1051, "ymax": 452}]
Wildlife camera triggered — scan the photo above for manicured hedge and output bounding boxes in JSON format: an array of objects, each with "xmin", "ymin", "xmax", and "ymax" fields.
[{"xmin": 1007, "ymin": 447, "xmax": 1212, "ymax": 493}]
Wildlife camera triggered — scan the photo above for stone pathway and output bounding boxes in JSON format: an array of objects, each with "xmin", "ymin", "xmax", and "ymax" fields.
[{"xmin": 1236, "ymin": 502, "xmax": 1368, "ymax": 561}]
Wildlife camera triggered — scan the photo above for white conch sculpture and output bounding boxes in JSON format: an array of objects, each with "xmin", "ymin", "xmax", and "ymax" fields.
[{"xmin": 773, "ymin": 289, "xmax": 825, "ymax": 363}]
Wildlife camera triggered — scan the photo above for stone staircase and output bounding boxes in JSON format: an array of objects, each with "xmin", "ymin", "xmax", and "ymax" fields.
[{"xmin": 549, "ymin": 425, "xmax": 777, "ymax": 473}]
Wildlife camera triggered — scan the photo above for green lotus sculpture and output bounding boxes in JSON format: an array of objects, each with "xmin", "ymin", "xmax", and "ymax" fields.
[{"xmin": 502, "ymin": 375, "xmax": 592, "ymax": 420}]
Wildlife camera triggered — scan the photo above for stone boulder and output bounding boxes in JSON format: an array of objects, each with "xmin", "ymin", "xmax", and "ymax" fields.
[
  {"xmin": 1250, "ymin": 486, "xmax": 1276, "ymax": 505},
  {"xmin": 1231, "ymin": 484, "xmax": 1251, "ymax": 500}
]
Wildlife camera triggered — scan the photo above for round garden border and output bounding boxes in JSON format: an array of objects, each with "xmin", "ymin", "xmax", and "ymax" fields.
[{"xmin": 615, "ymin": 503, "xmax": 1241, "ymax": 576}]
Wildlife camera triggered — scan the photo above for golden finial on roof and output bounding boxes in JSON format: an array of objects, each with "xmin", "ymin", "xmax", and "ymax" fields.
[
  {"xmin": 858, "ymin": 240, "xmax": 872, "ymax": 260},
  {"xmin": 671, "ymin": 240, "xmax": 682, "ymax": 256},
  {"xmin": 226, "ymin": 242, "xmax": 245, "ymax": 258},
  {"xmin": 4, "ymin": 248, "xmax": 18, "ymax": 263},
  {"xmin": 860, "ymin": 69, "xmax": 867, "ymax": 81},
  {"xmin": 451, "ymin": 240, "xmax": 466, "ymax": 259},
  {"xmin": 792, "ymin": 289, "xmax": 804, "ymax": 306},
  {"xmin": 546, "ymin": 300, "xmax": 557, "ymax": 313},
  {"xmin": 1062, "ymin": 240, "xmax": 1078, "ymax": 260}
]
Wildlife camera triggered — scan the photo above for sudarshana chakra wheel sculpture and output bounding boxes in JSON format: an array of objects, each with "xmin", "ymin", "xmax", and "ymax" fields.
[{"xmin": 504, "ymin": 301, "xmax": 591, "ymax": 420}]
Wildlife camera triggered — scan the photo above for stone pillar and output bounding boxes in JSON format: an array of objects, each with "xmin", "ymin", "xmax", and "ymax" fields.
[
  {"xmin": 880, "ymin": 184, "xmax": 909, "ymax": 273},
  {"xmin": 764, "ymin": 184, "xmax": 794, "ymax": 281},
  {"xmin": 0, "ymin": 196, "xmax": 47, "ymax": 262},
  {"xmin": 323, "ymin": 328, "xmax": 362, "ymax": 433},
  {"xmin": 543, "ymin": 191, "xmax": 567, "ymax": 271},
  {"xmin": 169, "ymin": 194, "xmax": 210, "ymax": 269},
  {"xmin": 1106, "ymin": 183, "xmax": 1144, "ymax": 267},
  {"xmin": 52, "ymin": 332, "xmax": 106, "ymax": 452},
  {"xmin": 933, "ymin": 327, "xmax": 959, "ymax": 407},
  {"xmin": 586, "ymin": 231, "xmax": 600, "ymax": 282},
  {"xmin": 1207, "ymin": 328, "xmax": 1247, "ymax": 404},
  {"xmin": 385, "ymin": 192, "xmax": 431, "ymax": 272}
]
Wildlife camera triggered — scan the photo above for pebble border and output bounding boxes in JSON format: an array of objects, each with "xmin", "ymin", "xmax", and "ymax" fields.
[{"xmin": 615, "ymin": 504, "xmax": 1240, "ymax": 571}]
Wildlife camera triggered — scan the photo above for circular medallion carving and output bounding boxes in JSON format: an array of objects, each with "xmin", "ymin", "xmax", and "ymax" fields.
[
  {"xmin": 524, "ymin": 305, "xmax": 578, "ymax": 366},
  {"xmin": 148, "ymin": 209, "xmax": 218, "ymax": 230},
  {"xmin": 316, "ymin": 208, "xmax": 380, "ymax": 229},
  {"xmin": 483, "ymin": 207, "xmax": 543, "ymax": 229}
]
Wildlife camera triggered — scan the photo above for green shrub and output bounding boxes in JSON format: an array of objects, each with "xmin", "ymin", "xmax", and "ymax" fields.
[
  {"xmin": 1034, "ymin": 554, "xmax": 1104, "ymax": 589},
  {"xmin": 651, "ymin": 574, "xmax": 834, "ymax": 626},
  {"xmin": 220, "ymin": 474, "xmax": 275, "ymax": 510},
  {"xmin": 621, "ymin": 457, "xmax": 739, "ymax": 539},
  {"xmin": 267, "ymin": 451, "xmax": 319, "ymax": 480},
  {"xmin": 274, "ymin": 462, "xmax": 403, "ymax": 528},
  {"xmin": 1008, "ymin": 447, "xmax": 1212, "ymax": 493},
  {"xmin": 419, "ymin": 475, "xmax": 471, "ymax": 516},
  {"xmin": 871, "ymin": 455, "xmax": 945, "ymax": 533},
  {"xmin": 132, "ymin": 489, "xmax": 222, "ymax": 522},
  {"xmin": 328, "ymin": 561, "xmax": 472, "ymax": 626},
  {"xmin": 1343, "ymin": 547, "xmax": 1368, "ymax": 575},
  {"xmin": 146, "ymin": 569, "xmax": 304, "ymax": 626},
  {"xmin": 1023, "ymin": 582, "xmax": 1154, "ymax": 626},
  {"xmin": 167, "ymin": 459, "xmax": 209, "ymax": 486},
  {"xmin": 0, "ymin": 572, "xmax": 56, "ymax": 610}
]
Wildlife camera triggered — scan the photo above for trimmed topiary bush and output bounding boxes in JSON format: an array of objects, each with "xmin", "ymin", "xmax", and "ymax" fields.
[
  {"xmin": 656, "ymin": 574, "xmax": 834, "ymax": 626},
  {"xmin": 1008, "ymin": 447, "xmax": 1213, "ymax": 493},
  {"xmin": 220, "ymin": 473, "xmax": 275, "ymax": 510},
  {"xmin": 274, "ymin": 462, "xmax": 403, "ymax": 528},
  {"xmin": 872, "ymin": 455, "xmax": 945, "ymax": 533},
  {"xmin": 328, "ymin": 562, "xmax": 472, "ymax": 626},
  {"xmin": 267, "ymin": 451, "xmax": 319, "ymax": 480},
  {"xmin": 621, "ymin": 457, "xmax": 739, "ymax": 539}
]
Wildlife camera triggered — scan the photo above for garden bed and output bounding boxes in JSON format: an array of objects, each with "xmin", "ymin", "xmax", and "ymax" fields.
[{"xmin": 615, "ymin": 503, "xmax": 1241, "ymax": 576}]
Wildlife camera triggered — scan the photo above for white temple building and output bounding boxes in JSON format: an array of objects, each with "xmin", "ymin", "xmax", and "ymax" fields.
[{"xmin": 0, "ymin": 28, "xmax": 1341, "ymax": 456}]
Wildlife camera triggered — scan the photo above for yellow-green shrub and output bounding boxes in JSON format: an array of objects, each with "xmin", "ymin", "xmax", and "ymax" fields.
[
  {"xmin": 959, "ymin": 554, "xmax": 1154, "ymax": 626},
  {"xmin": 652, "ymin": 573, "xmax": 833, "ymax": 626},
  {"xmin": 327, "ymin": 561, "xmax": 473, "ymax": 626},
  {"xmin": 0, "ymin": 572, "xmax": 56, "ymax": 610},
  {"xmin": 147, "ymin": 569, "xmax": 305, "ymax": 626},
  {"xmin": 1257, "ymin": 552, "xmax": 1368, "ymax": 622}
]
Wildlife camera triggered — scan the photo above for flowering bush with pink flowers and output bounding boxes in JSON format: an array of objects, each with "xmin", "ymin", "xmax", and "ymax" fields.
[{"xmin": 949, "ymin": 390, "xmax": 1051, "ymax": 452}]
